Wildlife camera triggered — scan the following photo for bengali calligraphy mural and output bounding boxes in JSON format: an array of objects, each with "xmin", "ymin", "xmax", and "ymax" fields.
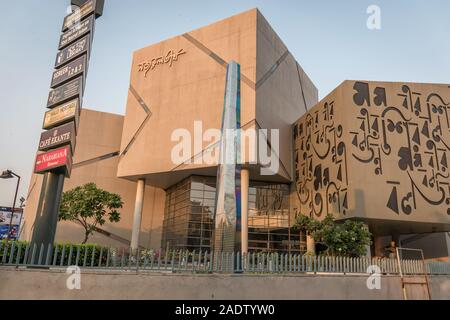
[{"xmin": 293, "ymin": 81, "xmax": 450, "ymax": 226}]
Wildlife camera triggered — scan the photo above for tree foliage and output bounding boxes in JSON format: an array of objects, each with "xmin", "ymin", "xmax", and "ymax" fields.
[
  {"xmin": 59, "ymin": 183, "xmax": 123, "ymax": 244},
  {"xmin": 294, "ymin": 214, "xmax": 372, "ymax": 257}
]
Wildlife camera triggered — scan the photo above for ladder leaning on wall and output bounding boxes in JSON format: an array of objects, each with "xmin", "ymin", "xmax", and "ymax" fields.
[{"xmin": 396, "ymin": 247, "xmax": 431, "ymax": 300}]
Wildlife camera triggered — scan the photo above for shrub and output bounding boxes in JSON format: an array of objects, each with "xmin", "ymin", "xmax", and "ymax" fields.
[
  {"xmin": 293, "ymin": 214, "xmax": 372, "ymax": 257},
  {"xmin": 0, "ymin": 240, "xmax": 110, "ymax": 266}
]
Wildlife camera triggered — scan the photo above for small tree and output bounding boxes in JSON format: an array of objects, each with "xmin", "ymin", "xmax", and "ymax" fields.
[
  {"xmin": 294, "ymin": 214, "xmax": 372, "ymax": 257},
  {"xmin": 59, "ymin": 183, "xmax": 123, "ymax": 244}
]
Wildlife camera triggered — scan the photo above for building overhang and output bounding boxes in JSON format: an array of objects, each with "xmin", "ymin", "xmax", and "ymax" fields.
[
  {"xmin": 118, "ymin": 163, "xmax": 292, "ymax": 190},
  {"xmin": 337, "ymin": 217, "xmax": 450, "ymax": 236}
]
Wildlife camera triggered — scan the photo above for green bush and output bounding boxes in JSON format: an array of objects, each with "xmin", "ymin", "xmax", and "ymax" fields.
[
  {"xmin": 0, "ymin": 240, "xmax": 110, "ymax": 266},
  {"xmin": 52, "ymin": 243, "xmax": 108, "ymax": 266},
  {"xmin": 0, "ymin": 240, "xmax": 28, "ymax": 264},
  {"xmin": 293, "ymin": 214, "xmax": 372, "ymax": 257}
]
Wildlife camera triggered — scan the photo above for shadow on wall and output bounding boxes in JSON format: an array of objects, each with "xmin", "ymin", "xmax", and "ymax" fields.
[
  {"xmin": 55, "ymin": 220, "xmax": 163, "ymax": 249},
  {"xmin": 349, "ymin": 188, "xmax": 450, "ymax": 230},
  {"xmin": 347, "ymin": 189, "xmax": 367, "ymax": 219}
]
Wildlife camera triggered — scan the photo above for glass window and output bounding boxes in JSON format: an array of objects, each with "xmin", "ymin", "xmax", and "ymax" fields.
[
  {"xmin": 191, "ymin": 181, "xmax": 204, "ymax": 191},
  {"xmin": 203, "ymin": 191, "xmax": 216, "ymax": 199},
  {"xmin": 162, "ymin": 175, "xmax": 295, "ymax": 253},
  {"xmin": 190, "ymin": 189, "xmax": 203, "ymax": 199}
]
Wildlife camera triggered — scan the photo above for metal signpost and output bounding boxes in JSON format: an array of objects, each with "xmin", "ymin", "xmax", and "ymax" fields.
[{"xmin": 31, "ymin": 0, "xmax": 104, "ymax": 246}]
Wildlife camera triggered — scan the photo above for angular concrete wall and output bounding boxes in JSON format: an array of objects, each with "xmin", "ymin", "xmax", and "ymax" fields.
[
  {"xmin": 255, "ymin": 10, "xmax": 318, "ymax": 182},
  {"xmin": 292, "ymin": 80, "xmax": 450, "ymax": 235},
  {"xmin": 22, "ymin": 109, "xmax": 166, "ymax": 249},
  {"xmin": 23, "ymin": 9, "xmax": 319, "ymax": 249},
  {"xmin": 117, "ymin": 9, "xmax": 258, "ymax": 187},
  {"xmin": 117, "ymin": 8, "xmax": 318, "ymax": 187}
]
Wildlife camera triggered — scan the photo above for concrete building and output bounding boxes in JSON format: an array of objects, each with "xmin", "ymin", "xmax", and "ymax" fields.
[
  {"xmin": 293, "ymin": 80, "xmax": 450, "ymax": 259},
  {"xmin": 22, "ymin": 9, "xmax": 450, "ymax": 259}
]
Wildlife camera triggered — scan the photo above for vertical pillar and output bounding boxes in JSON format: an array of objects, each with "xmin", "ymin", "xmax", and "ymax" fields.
[
  {"xmin": 31, "ymin": 172, "xmax": 65, "ymax": 246},
  {"xmin": 131, "ymin": 179, "xmax": 145, "ymax": 252},
  {"xmin": 306, "ymin": 234, "xmax": 315, "ymax": 255},
  {"xmin": 364, "ymin": 223, "xmax": 372, "ymax": 259},
  {"xmin": 374, "ymin": 235, "xmax": 385, "ymax": 257},
  {"xmin": 241, "ymin": 168, "xmax": 249, "ymax": 254},
  {"xmin": 214, "ymin": 61, "xmax": 241, "ymax": 255},
  {"xmin": 213, "ymin": 61, "xmax": 241, "ymax": 272},
  {"xmin": 365, "ymin": 244, "xmax": 372, "ymax": 259}
]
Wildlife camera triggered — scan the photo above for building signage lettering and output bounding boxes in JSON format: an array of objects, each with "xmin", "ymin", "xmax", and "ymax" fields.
[
  {"xmin": 47, "ymin": 76, "xmax": 83, "ymax": 108},
  {"xmin": 34, "ymin": 145, "xmax": 72, "ymax": 175},
  {"xmin": 138, "ymin": 49, "xmax": 187, "ymax": 77},
  {"xmin": 59, "ymin": 15, "xmax": 94, "ymax": 50},
  {"xmin": 55, "ymin": 34, "xmax": 90, "ymax": 68},
  {"xmin": 51, "ymin": 55, "xmax": 86, "ymax": 88},
  {"xmin": 43, "ymin": 99, "xmax": 79, "ymax": 130},
  {"xmin": 39, "ymin": 122, "xmax": 76, "ymax": 153}
]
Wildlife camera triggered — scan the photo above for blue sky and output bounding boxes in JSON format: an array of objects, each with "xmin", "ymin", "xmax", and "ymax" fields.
[{"xmin": 0, "ymin": 0, "xmax": 449, "ymax": 205}]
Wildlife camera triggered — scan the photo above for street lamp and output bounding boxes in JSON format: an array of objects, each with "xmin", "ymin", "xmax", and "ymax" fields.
[
  {"xmin": 0, "ymin": 170, "xmax": 21, "ymax": 240},
  {"xmin": 19, "ymin": 196, "xmax": 26, "ymax": 208}
]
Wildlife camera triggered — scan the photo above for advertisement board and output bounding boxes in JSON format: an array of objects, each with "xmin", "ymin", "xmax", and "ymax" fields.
[
  {"xmin": 50, "ymin": 55, "xmax": 86, "ymax": 89},
  {"xmin": 59, "ymin": 15, "xmax": 94, "ymax": 50},
  {"xmin": 47, "ymin": 76, "xmax": 83, "ymax": 108},
  {"xmin": 62, "ymin": 0, "xmax": 96, "ymax": 32},
  {"xmin": 0, "ymin": 207, "xmax": 23, "ymax": 240},
  {"xmin": 38, "ymin": 122, "xmax": 76, "ymax": 153},
  {"xmin": 34, "ymin": 145, "xmax": 73, "ymax": 176},
  {"xmin": 43, "ymin": 98, "xmax": 79, "ymax": 130},
  {"xmin": 55, "ymin": 34, "xmax": 90, "ymax": 68}
]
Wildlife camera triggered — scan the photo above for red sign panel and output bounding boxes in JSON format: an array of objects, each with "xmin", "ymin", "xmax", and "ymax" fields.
[{"xmin": 34, "ymin": 145, "xmax": 72, "ymax": 176}]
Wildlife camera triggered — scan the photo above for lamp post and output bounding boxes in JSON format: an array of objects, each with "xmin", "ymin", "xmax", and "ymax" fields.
[{"xmin": 0, "ymin": 170, "xmax": 21, "ymax": 240}]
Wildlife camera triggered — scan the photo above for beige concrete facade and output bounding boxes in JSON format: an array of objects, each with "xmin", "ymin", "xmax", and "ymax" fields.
[
  {"xmin": 22, "ymin": 9, "xmax": 450, "ymax": 254},
  {"xmin": 22, "ymin": 9, "xmax": 450, "ymax": 256},
  {"xmin": 22, "ymin": 8, "xmax": 317, "ymax": 249},
  {"xmin": 117, "ymin": 8, "xmax": 317, "ymax": 187},
  {"xmin": 23, "ymin": 109, "xmax": 165, "ymax": 248},
  {"xmin": 293, "ymin": 80, "xmax": 450, "ymax": 236}
]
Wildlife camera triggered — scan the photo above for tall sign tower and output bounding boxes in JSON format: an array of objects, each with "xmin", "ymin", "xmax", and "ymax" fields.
[{"xmin": 31, "ymin": 0, "xmax": 105, "ymax": 245}]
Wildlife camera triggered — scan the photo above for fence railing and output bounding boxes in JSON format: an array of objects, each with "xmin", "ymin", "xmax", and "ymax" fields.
[{"xmin": 1, "ymin": 242, "xmax": 450, "ymax": 275}]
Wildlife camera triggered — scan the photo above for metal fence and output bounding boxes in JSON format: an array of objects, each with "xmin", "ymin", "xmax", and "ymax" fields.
[{"xmin": 1, "ymin": 242, "xmax": 450, "ymax": 275}]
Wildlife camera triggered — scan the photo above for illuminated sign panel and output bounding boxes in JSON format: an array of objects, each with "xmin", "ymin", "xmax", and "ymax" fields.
[
  {"xmin": 43, "ymin": 99, "xmax": 79, "ymax": 130},
  {"xmin": 34, "ymin": 145, "xmax": 73, "ymax": 177},
  {"xmin": 55, "ymin": 34, "xmax": 90, "ymax": 68},
  {"xmin": 59, "ymin": 15, "xmax": 94, "ymax": 49},
  {"xmin": 47, "ymin": 76, "xmax": 83, "ymax": 108},
  {"xmin": 62, "ymin": 0, "xmax": 96, "ymax": 32},
  {"xmin": 51, "ymin": 55, "xmax": 86, "ymax": 89},
  {"xmin": 39, "ymin": 122, "xmax": 76, "ymax": 153}
]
